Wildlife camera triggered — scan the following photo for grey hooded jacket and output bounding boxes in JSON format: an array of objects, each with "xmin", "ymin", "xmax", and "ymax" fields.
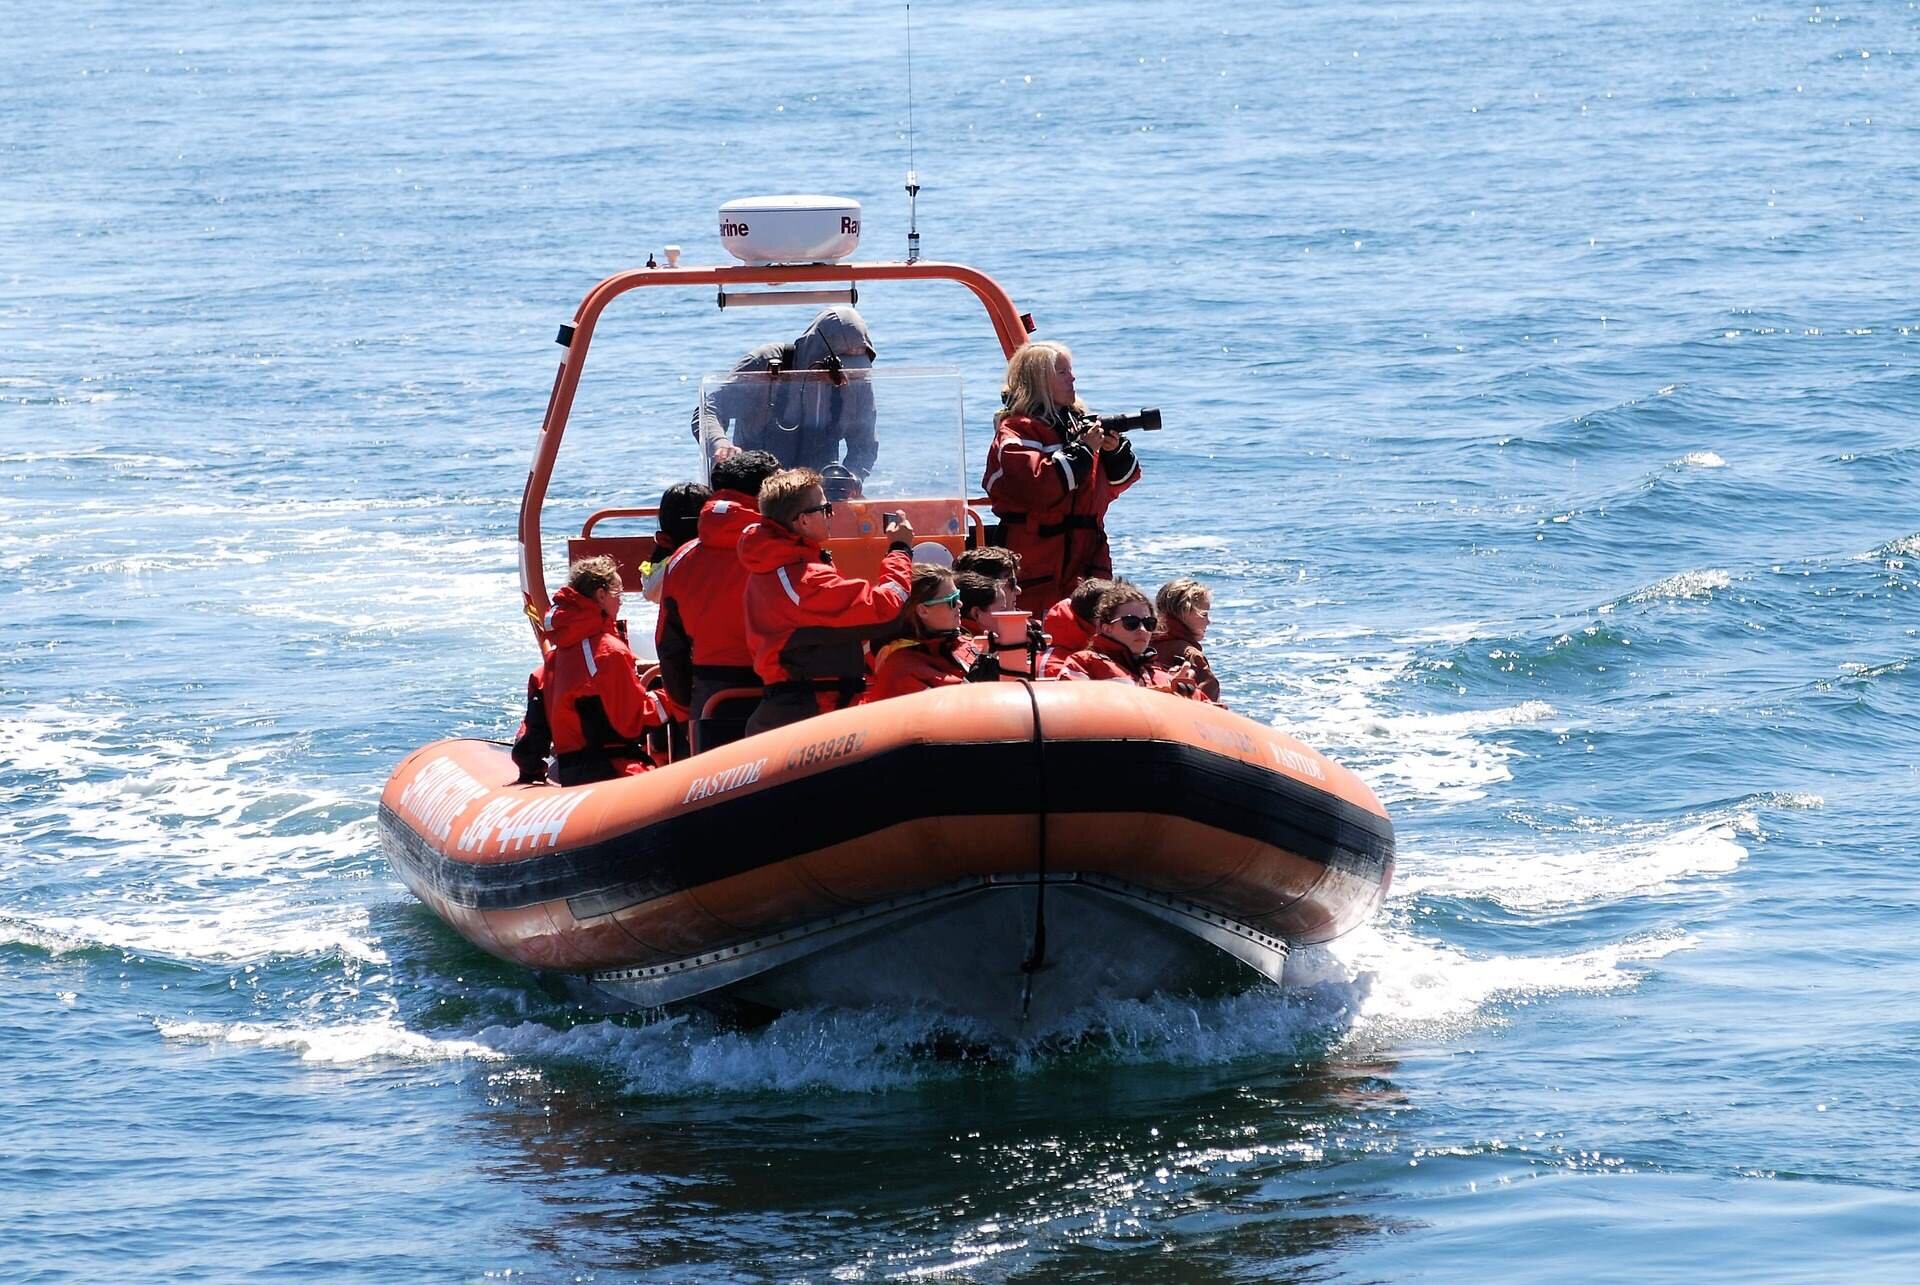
[{"xmin": 691, "ymin": 306, "xmax": 878, "ymax": 476}]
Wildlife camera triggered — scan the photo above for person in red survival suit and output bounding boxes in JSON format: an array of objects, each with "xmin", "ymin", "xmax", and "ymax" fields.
[
  {"xmin": 510, "ymin": 556, "xmax": 671, "ymax": 786},
  {"xmin": 866, "ymin": 564, "xmax": 995, "ymax": 702},
  {"xmin": 739, "ymin": 467, "xmax": 914, "ymax": 735},
  {"xmin": 1153, "ymin": 576, "xmax": 1223, "ymax": 705},
  {"xmin": 1035, "ymin": 576, "xmax": 1115, "ymax": 678},
  {"xmin": 656, "ymin": 449, "xmax": 784, "ymax": 755},
  {"xmin": 982, "ymin": 340, "xmax": 1141, "ymax": 615},
  {"xmin": 1060, "ymin": 581, "xmax": 1213, "ymax": 701}
]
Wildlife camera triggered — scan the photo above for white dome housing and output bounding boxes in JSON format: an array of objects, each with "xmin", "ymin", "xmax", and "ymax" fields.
[{"xmin": 719, "ymin": 195, "xmax": 861, "ymax": 265}]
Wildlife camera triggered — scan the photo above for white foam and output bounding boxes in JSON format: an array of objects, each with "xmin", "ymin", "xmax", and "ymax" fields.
[
  {"xmin": 1396, "ymin": 819, "xmax": 1749, "ymax": 913},
  {"xmin": 1629, "ymin": 569, "xmax": 1730, "ymax": 602},
  {"xmin": 1674, "ymin": 450, "xmax": 1727, "ymax": 469},
  {"xmin": 158, "ymin": 1018, "xmax": 503, "ymax": 1065},
  {"xmin": 1294, "ymin": 921, "xmax": 1691, "ymax": 1043}
]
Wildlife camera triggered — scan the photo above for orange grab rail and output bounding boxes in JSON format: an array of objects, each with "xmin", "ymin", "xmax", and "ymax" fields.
[{"xmin": 518, "ymin": 260, "xmax": 1032, "ymax": 643}]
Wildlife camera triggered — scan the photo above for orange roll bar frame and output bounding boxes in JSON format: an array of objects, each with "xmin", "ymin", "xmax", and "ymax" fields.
[{"xmin": 517, "ymin": 260, "xmax": 1032, "ymax": 644}]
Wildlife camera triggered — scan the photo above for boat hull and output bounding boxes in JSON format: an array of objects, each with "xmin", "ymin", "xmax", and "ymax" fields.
[{"xmin": 378, "ymin": 682, "xmax": 1392, "ymax": 1033}]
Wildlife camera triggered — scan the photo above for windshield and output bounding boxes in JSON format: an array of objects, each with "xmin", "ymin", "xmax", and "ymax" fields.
[{"xmin": 695, "ymin": 364, "xmax": 967, "ymax": 502}]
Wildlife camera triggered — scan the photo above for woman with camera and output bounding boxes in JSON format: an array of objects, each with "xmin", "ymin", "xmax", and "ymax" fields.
[{"xmin": 981, "ymin": 341, "xmax": 1141, "ymax": 615}]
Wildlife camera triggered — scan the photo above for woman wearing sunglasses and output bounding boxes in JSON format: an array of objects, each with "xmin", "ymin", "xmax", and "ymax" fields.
[
  {"xmin": 866, "ymin": 565, "xmax": 988, "ymax": 703},
  {"xmin": 1060, "ymin": 582, "xmax": 1212, "ymax": 701}
]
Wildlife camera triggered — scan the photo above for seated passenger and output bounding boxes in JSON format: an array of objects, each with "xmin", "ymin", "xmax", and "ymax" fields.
[
  {"xmin": 953, "ymin": 570, "xmax": 1004, "ymax": 638},
  {"xmin": 517, "ymin": 556, "xmax": 672, "ymax": 786},
  {"xmin": 866, "ymin": 566, "xmax": 989, "ymax": 702},
  {"xmin": 1154, "ymin": 577, "xmax": 1222, "ymax": 705},
  {"xmin": 954, "ymin": 546, "xmax": 1021, "ymax": 611},
  {"xmin": 640, "ymin": 481, "xmax": 711, "ymax": 604},
  {"xmin": 740, "ymin": 468, "xmax": 914, "ymax": 734},
  {"xmin": 656, "ymin": 450, "xmax": 783, "ymax": 754},
  {"xmin": 1060, "ymin": 581, "xmax": 1213, "ymax": 701},
  {"xmin": 1037, "ymin": 577, "xmax": 1113, "ymax": 677}
]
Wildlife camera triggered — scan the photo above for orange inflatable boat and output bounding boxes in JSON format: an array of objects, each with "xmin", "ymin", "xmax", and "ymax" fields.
[
  {"xmin": 381, "ymin": 681, "xmax": 1391, "ymax": 1034},
  {"xmin": 378, "ymin": 198, "xmax": 1394, "ymax": 1035}
]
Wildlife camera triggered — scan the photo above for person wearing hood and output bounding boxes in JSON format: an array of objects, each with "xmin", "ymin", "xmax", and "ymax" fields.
[
  {"xmin": 1060, "ymin": 581, "xmax": 1211, "ymax": 701},
  {"xmin": 512, "ymin": 556, "xmax": 672, "ymax": 786},
  {"xmin": 656, "ymin": 449, "xmax": 783, "ymax": 754},
  {"xmin": 866, "ymin": 565, "xmax": 990, "ymax": 702},
  {"xmin": 982, "ymin": 340, "xmax": 1140, "ymax": 615},
  {"xmin": 693, "ymin": 306, "xmax": 879, "ymax": 477},
  {"xmin": 1037, "ymin": 577, "xmax": 1114, "ymax": 678},
  {"xmin": 739, "ymin": 467, "xmax": 914, "ymax": 734}
]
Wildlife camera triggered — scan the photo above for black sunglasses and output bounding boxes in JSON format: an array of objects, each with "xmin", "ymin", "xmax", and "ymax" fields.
[
  {"xmin": 1115, "ymin": 613, "xmax": 1157, "ymax": 631},
  {"xmin": 797, "ymin": 501, "xmax": 834, "ymax": 518}
]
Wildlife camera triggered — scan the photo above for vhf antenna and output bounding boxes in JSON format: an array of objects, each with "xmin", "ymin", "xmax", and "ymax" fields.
[{"xmin": 904, "ymin": 3, "xmax": 921, "ymax": 263}]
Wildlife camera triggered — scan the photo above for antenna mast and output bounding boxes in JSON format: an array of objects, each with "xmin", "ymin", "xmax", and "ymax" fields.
[{"xmin": 904, "ymin": 4, "xmax": 921, "ymax": 263}]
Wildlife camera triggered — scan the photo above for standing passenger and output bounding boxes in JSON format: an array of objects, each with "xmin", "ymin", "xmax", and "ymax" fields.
[
  {"xmin": 693, "ymin": 307, "xmax": 879, "ymax": 477},
  {"xmin": 981, "ymin": 341, "xmax": 1140, "ymax": 614},
  {"xmin": 739, "ymin": 468, "xmax": 914, "ymax": 734},
  {"xmin": 656, "ymin": 450, "xmax": 783, "ymax": 754}
]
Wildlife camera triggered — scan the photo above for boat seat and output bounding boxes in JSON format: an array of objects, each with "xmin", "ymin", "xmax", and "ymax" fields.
[{"xmin": 566, "ymin": 536, "xmax": 656, "ymax": 600}]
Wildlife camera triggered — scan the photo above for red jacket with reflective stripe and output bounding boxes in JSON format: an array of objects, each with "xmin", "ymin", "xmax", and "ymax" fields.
[
  {"xmin": 982, "ymin": 412, "xmax": 1140, "ymax": 614},
  {"xmin": 1037, "ymin": 596, "xmax": 1092, "ymax": 678},
  {"xmin": 539, "ymin": 587, "xmax": 670, "ymax": 762},
  {"xmin": 738, "ymin": 520, "xmax": 913, "ymax": 685},
  {"xmin": 865, "ymin": 634, "xmax": 982, "ymax": 703},
  {"xmin": 655, "ymin": 490, "xmax": 761, "ymax": 710},
  {"xmin": 1060, "ymin": 634, "xmax": 1209, "ymax": 700}
]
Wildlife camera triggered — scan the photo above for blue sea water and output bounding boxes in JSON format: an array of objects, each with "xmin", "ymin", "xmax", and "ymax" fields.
[{"xmin": 4, "ymin": 0, "xmax": 1918, "ymax": 1278}]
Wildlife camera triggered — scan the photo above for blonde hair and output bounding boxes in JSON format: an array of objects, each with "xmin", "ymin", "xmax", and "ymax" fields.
[
  {"xmin": 1155, "ymin": 577, "xmax": 1211, "ymax": 620},
  {"xmin": 758, "ymin": 468, "xmax": 824, "ymax": 528},
  {"xmin": 996, "ymin": 341, "xmax": 1084, "ymax": 425}
]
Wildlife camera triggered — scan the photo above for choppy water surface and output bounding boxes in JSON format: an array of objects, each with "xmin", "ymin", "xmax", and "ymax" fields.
[{"xmin": 5, "ymin": 1, "xmax": 1918, "ymax": 1279}]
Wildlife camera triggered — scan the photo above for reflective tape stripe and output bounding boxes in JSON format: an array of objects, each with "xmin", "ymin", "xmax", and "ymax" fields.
[
  {"xmin": 878, "ymin": 581, "xmax": 907, "ymax": 602},
  {"xmin": 983, "ymin": 466, "xmax": 1005, "ymax": 492},
  {"xmin": 1055, "ymin": 452, "xmax": 1077, "ymax": 490},
  {"xmin": 712, "ymin": 499, "xmax": 732, "ymax": 513},
  {"xmin": 776, "ymin": 566, "xmax": 803, "ymax": 605},
  {"xmin": 648, "ymin": 690, "xmax": 670, "ymax": 722},
  {"xmin": 579, "ymin": 639, "xmax": 598, "ymax": 677}
]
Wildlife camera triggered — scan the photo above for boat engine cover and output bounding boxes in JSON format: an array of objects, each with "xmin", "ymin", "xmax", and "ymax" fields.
[{"xmin": 720, "ymin": 195, "xmax": 861, "ymax": 265}]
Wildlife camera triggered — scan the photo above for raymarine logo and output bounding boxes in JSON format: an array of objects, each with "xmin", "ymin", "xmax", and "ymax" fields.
[
  {"xmin": 721, "ymin": 220, "xmax": 750, "ymax": 237},
  {"xmin": 840, "ymin": 216, "xmax": 858, "ymax": 234}
]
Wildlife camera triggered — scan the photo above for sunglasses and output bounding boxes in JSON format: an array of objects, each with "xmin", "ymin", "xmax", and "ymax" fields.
[
  {"xmin": 797, "ymin": 502, "xmax": 835, "ymax": 518},
  {"xmin": 924, "ymin": 589, "xmax": 962, "ymax": 607},
  {"xmin": 1114, "ymin": 613, "xmax": 1157, "ymax": 631}
]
